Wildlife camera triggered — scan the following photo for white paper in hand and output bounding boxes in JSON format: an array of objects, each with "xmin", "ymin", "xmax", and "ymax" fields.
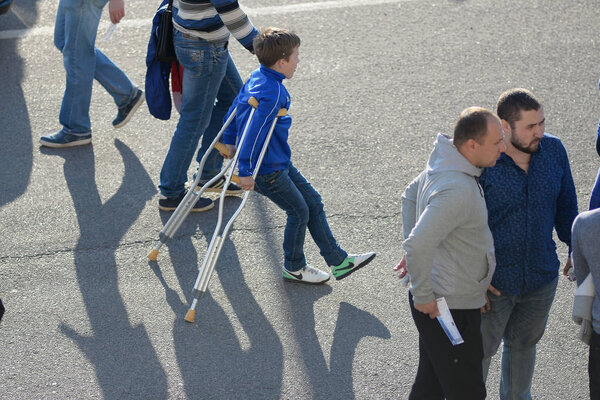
[
  {"xmin": 436, "ymin": 297, "xmax": 464, "ymax": 346},
  {"xmin": 102, "ymin": 23, "xmax": 117, "ymax": 42}
]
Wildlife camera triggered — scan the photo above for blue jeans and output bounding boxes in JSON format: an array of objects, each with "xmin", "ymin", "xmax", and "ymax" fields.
[
  {"xmin": 254, "ymin": 164, "xmax": 347, "ymax": 271},
  {"xmin": 159, "ymin": 30, "xmax": 242, "ymax": 198},
  {"xmin": 54, "ymin": 0, "xmax": 137, "ymax": 134},
  {"xmin": 481, "ymin": 277, "xmax": 558, "ymax": 400}
]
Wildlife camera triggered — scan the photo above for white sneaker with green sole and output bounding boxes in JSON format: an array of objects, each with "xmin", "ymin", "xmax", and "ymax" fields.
[{"xmin": 283, "ymin": 264, "xmax": 330, "ymax": 284}]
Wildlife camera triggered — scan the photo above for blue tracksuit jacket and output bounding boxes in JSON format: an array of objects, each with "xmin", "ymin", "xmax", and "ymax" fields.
[{"xmin": 222, "ymin": 66, "xmax": 292, "ymax": 177}]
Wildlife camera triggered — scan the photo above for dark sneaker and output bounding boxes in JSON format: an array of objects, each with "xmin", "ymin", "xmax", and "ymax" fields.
[
  {"xmin": 40, "ymin": 130, "xmax": 92, "ymax": 148},
  {"xmin": 158, "ymin": 191, "xmax": 214, "ymax": 212},
  {"xmin": 283, "ymin": 264, "xmax": 330, "ymax": 284},
  {"xmin": 199, "ymin": 177, "xmax": 243, "ymax": 195},
  {"xmin": 112, "ymin": 88, "xmax": 144, "ymax": 128},
  {"xmin": 331, "ymin": 252, "xmax": 376, "ymax": 280}
]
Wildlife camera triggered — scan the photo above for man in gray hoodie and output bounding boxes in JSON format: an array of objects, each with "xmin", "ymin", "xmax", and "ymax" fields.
[
  {"xmin": 571, "ymin": 208, "xmax": 600, "ymax": 398},
  {"xmin": 401, "ymin": 107, "xmax": 505, "ymax": 399}
]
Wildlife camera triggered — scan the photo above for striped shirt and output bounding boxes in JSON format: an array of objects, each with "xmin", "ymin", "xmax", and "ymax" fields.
[{"xmin": 173, "ymin": 0, "xmax": 257, "ymax": 51}]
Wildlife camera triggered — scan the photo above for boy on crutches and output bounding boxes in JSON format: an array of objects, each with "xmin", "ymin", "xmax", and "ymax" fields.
[{"xmin": 222, "ymin": 27, "xmax": 375, "ymax": 284}]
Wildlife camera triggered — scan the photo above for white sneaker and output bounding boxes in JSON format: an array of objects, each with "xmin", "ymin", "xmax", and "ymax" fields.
[{"xmin": 283, "ymin": 264, "xmax": 330, "ymax": 284}]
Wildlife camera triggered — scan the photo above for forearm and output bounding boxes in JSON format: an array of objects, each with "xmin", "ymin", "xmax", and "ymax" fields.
[
  {"xmin": 401, "ymin": 173, "xmax": 423, "ymax": 239},
  {"xmin": 403, "ymin": 197, "xmax": 462, "ymax": 303},
  {"xmin": 215, "ymin": 2, "xmax": 257, "ymax": 51},
  {"xmin": 555, "ymin": 160, "xmax": 578, "ymax": 247}
]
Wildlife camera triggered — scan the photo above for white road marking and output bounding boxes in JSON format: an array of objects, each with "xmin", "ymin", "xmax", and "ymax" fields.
[{"xmin": 0, "ymin": 0, "xmax": 412, "ymax": 40}]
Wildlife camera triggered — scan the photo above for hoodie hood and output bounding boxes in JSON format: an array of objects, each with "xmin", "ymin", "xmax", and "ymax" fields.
[{"xmin": 426, "ymin": 133, "xmax": 483, "ymax": 178}]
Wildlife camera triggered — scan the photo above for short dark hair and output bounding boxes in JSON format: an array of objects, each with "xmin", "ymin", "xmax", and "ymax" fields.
[
  {"xmin": 453, "ymin": 107, "xmax": 497, "ymax": 147},
  {"xmin": 496, "ymin": 88, "xmax": 541, "ymax": 129},
  {"xmin": 253, "ymin": 27, "xmax": 301, "ymax": 68}
]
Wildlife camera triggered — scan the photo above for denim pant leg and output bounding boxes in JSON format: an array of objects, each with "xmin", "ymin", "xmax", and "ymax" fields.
[
  {"xmin": 94, "ymin": 48, "xmax": 136, "ymax": 109},
  {"xmin": 287, "ymin": 164, "xmax": 347, "ymax": 266},
  {"xmin": 196, "ymin": 53, "xmax": 243, "ymax": 181},
  {"xmin": 54, "ymin": 0, "xmax": 107, "ymax": 134},
  {"xmin": 159, "ymin": 31, "xmax": 229, "ymax": 198},
  {"xmin": 482, "ymin": 277, "xmax": 558, "ymax": 400},
  {"xmin": 255, "ymin": 168, "xmax": 308, "ymax": 271},
  {"xmin": 481, "ymin": 292, "xmax": 515, "ymax": 382}
]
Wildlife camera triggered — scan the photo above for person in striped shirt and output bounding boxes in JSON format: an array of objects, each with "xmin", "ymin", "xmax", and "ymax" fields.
[{"xmin": 157, "ymin": 0, "xmax": 258, "ymax": 212}]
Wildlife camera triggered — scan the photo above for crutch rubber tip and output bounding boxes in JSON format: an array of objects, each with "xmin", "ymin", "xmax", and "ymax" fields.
[
  {"xmin": 184, "ymin": 309, "xmax": 196, "ymax": 323},
  {"xmin": 148, "ymin": 249, "xmax": 159, "ymax": 261}
]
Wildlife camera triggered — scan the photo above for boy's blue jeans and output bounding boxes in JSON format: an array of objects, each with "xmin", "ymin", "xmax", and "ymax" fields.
[
  {"xmin": 159, "ymin": 30, "xmax": 242, "ymax": 198},
  {"xmin": 254, "ymin": 164, "xmax": 347, "ymax": 272},
  {"xmin": 54, "ymin": 0, "xmax": 136, "ymax": 135},
  {"xmin": 481, "ymin": 277, "xmax": 558, "ymax": 400}
]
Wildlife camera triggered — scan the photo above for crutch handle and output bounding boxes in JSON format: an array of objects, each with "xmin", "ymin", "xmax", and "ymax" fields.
[
  {"xmin": 213, "ymin": 142, "xmax": 241, "ymax": 184},
  {"xmin": 247, "ymin": 96, "xmax": 285, "ymax": 117}
]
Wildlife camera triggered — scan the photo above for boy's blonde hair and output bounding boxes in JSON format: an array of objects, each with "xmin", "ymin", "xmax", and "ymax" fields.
[{"xmin": 253, "ymin": 27, "xmax": 301, "ymax": 68}]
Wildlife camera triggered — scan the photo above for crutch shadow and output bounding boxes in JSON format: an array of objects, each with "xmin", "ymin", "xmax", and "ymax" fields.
[
  {"xmin": 149, "ymin": 198, "xmax": 284, "ymax": 398},
  {"xmin": 41, "ymin": 140, "xmax": 169, "ymax": 399}
]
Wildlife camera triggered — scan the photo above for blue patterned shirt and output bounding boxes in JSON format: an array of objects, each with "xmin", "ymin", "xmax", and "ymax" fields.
[{"xmin": 480, "ymin": 134, "xmax": 578, "ymax": 295}]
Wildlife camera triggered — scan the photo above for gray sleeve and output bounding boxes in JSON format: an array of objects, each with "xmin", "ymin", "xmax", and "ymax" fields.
[
  {"xmin": 401, "ymin": 172, "xmax": 424, "ymax": 240},
  {"xmin": 572, "ymin": 215, "xmax": 590, "ymax": 287},
  {"xmin": 403, "ymin": 186, "xmax": 467, "ymax": 304}
]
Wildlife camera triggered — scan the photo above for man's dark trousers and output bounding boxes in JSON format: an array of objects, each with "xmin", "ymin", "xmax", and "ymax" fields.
[
  {"xmin": 590, "ymin": 331, "xmax": 600, "ymax": 399},
  {"xmin": 408, "ymin": 294, "xmax": 486, "ymax": 400}
]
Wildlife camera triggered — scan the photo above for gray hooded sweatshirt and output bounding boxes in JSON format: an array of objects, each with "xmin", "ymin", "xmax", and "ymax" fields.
[{"xmin": 402, "ymin": 133, "xmax": 496, "ymax": 309}]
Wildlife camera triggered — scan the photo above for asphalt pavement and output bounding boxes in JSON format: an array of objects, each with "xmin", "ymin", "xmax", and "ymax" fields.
[{"xmin": 0, "ymin": 0, "xmax": 598, "ymax": 399}]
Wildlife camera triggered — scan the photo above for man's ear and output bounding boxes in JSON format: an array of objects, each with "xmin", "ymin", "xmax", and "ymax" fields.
[
  {"xmin": 465, "ymin": 138, "xmax": 479, "ymax": 151},
  {"xmin": 501, "ymin": 119, "xmax": 511, "ymax": 135}
]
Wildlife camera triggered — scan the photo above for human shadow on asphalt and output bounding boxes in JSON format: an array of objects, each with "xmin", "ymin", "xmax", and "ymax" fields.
[
  {"xmin": 250, "ymin": 195, "xmax": 391, "ymax": 399},
  {"xmin": 251, "ymin": 193, "xmax": 391, "ymax": 400},
  {"xmin": 148, "ymin": 197, "xmax": 284, "ymax": 398},
  {"xmin": 281, "ymin": 277, "xmax": 391, "ymax": 400},
  {"xmin": 41, "ymin": 140, "xmax": 169, "ymax": 399},
  {"xmin": 0, "ymin": 0, "xmax": 40, "ymax": 207}
]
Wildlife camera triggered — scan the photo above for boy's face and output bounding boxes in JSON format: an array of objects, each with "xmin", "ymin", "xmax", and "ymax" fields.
[{"xmin": 279, "ymin": 46, "xmax": 300, "ymax": 79}]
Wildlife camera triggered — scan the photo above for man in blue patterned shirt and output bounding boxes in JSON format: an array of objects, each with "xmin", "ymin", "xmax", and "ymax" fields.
[{"xmin": 479, "ymin": 88, "xmax": 578, "ymax": 399}]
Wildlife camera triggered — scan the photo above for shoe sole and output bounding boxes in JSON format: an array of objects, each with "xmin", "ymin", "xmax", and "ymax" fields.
[
  {"xmin": 283, "ymin": 276, "xmax": 330, "ymax": 285},
  {"xmin": 158, "ymin": 202, "xmax": 214, "ymax": 213},
  {"xmin": 39, "ymin": 137, "xmax": 92, "ymax": 148},
  {"xmin": 334, "ymin": 253, "xmax": 376, "ymax": 281},
  {"xmin": 113, "ymin": 95, "xmax": 145, "ymax": 129},
  {"xmin": 202, "ymin": 187, "xmax": 244, "ymax": 195}
]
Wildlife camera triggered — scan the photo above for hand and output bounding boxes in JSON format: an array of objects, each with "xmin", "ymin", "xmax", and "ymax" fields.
[
  {"xmin": 108, "ymin": 0, "xmax": 125, "ymax": 24},
  {"xmin": 480, "ymin": 284, "xmax": 500, "ymax": 313},
  {"xmin": 393, "ymin": 256, "xmax": 408, "ymax": 279},
  {"xmin": 238, "ymin": 176, "xmax": 254, "ymax": 191},
  {"xmin": 562, "ymin": 256, "xmax": 575, "ymax": 281},
  {"xmin": 225, "ymin": 144, "xmax": 237, "ymax": 159},
  {"xmin": 414, "ymin": 300, "xmax": 439, "ymax": 319}
]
